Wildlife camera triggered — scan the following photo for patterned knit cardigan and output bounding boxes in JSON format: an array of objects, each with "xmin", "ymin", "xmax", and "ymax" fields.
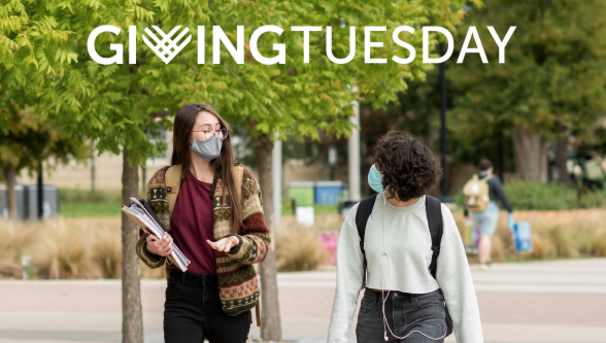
[{"xmin": 135, "ymin": 165, "xmax": 271, "ymax": 316}]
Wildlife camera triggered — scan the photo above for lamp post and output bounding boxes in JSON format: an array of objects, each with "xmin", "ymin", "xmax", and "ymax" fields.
[
  {"xmin": 328, "ymin": 145, "xmax": 337, "ymax": 180},
  {"xmin": 439, "ymin": 41, "xmax": 453, "ymax": 203},
  {"xmin": 37, "ymin": 162, "xmax": 43, "ymax": 219}
]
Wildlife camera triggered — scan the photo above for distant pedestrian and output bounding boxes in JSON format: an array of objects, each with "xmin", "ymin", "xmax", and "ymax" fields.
[
  {"xmin": 328, "ymin": 131, "xmax": 483, "ymax": 343},
  {"xmin": 463, "ymin": 159, "xmax": 513, "ymax": 271}
]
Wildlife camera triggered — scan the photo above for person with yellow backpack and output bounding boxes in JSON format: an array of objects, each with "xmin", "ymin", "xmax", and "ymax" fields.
[{"xmin": 463, "ymin": 159, "xmax": 513, "ymax": 271}]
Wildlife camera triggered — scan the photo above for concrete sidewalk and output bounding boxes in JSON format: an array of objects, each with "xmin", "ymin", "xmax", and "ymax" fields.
[{"xmin": 1, "ymin": 258, "xmax": 605, "ymax": 343}]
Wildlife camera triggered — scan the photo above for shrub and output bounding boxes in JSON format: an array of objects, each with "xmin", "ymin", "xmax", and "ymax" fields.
[
  {"xmin": 35, "ymin": 220, "xmax": 101, "ymax": 279},
  {"xmin": 456, "ymin": 179, "xmax": 606, "ymax": 211},
  {"xmin": 454, "ymin": 208, "xmax": 606, "ymax": 262},
  {"xmin": 0, "ymin": 223, "xmax": 37, "ymax": 279},
  {"xmin": 503, "ymin": 180, "xmax": 577, "ymax": 210},
  {"xmin": 276, "ymin": 223, "xmax": 327, "ymax": 272},
  {"xmin": 91, "ymin": 227, "xmax": 122, "ymax": 279}
]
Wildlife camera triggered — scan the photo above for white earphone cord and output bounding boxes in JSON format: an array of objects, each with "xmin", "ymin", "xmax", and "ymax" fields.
[{"xmin": 378, "ymin": 197, "xmax": 447, "ymax": 341}]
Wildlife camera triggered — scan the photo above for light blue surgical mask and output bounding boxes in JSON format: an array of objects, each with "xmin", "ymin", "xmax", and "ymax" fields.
[{"xmin": 368, "ymin": 164, "xmax": 385, "ymax": 193}]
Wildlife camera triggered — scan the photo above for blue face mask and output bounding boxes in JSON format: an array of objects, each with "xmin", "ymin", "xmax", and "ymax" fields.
[{"xmin": 368, "ymin": 164, "xmax": 385, "ymax": 193}]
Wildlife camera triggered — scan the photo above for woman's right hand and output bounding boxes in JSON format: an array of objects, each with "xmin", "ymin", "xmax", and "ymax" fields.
[{"xmin": 146, "ymin": 232, "xmax": 173, "ymax": 257}]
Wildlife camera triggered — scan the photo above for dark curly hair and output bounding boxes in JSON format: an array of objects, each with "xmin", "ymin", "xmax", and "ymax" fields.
[{"xmin": 374, "ymin": 131, "xmax": 443, "ymax": 202}]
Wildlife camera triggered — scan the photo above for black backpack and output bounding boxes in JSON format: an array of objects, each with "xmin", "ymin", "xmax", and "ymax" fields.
[{"xmin": 355, "ymin": 194, "xmax": 453, "ymax": 335}]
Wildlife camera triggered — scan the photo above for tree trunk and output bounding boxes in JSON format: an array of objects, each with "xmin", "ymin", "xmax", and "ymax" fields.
[
  {"xmin": 512, "ymin": 126, "xmax": 548, "ymax": 183},
  {"xmin": 556, "ymin": 136, "xmax": 570, "ymax": 186},
  {"xmin": 121, "ymin": 149, "xmax": 144, "ymax": 343},
  {"xmin": 3, "ymin": 163, "xmax": 18, "ymax": 221},
  {"xmin": 251, "ymin": 133, "xmax": 282, "ymax": 342}
]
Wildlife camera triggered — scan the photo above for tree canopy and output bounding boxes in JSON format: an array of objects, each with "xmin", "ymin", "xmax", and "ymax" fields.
[{"xmin": 448, "ymin": 0, "xmax": 606, "ymax": 181}]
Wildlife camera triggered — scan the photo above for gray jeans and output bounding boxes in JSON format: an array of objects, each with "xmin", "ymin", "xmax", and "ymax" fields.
[{"xmin": 356, "ymin": 289, "xmax": 449, "ymax": 343}]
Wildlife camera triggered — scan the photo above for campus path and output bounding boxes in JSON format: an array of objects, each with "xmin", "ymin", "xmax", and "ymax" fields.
[{"xmin": 0, "ymin": 258, "xmax": 605, "ymax": 343}]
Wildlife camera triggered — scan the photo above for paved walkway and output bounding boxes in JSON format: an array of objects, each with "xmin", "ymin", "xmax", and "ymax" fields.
[{"xmin": 1, "ymin": 258, "xmax": 605, "ymax": 343}]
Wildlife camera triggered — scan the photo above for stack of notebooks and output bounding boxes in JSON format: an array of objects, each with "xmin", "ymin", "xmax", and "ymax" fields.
[{"xmin": 122, "ymin": 197, "xmax": 191, "ymax": 272}]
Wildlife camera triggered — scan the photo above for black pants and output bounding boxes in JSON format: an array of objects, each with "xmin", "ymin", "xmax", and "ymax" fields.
[
  {"xmin": 356, "ymin": 289, "xmax": 448, "ymax": 343},
  {"xmin": 164, "ymin": 269, "xmax": 252, "ymax": 343}
]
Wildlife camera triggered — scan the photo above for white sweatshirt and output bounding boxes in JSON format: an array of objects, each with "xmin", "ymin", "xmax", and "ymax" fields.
[{"xmin": 327, "ymin": 193, "xmax": 483, "ymax": 343}]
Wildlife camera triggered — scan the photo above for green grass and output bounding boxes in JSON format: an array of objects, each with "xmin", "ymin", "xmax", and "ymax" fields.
[
  {"xmin": 59, "ymin": 189, "xmax": 141, "ymax": 218},
  {"xmin": 61, "ymin": 202, "xmax": 122, "ymax": 218},
  {"xmin": 281, "ymin": 202, "xmax": 339, "ymax": 215}
]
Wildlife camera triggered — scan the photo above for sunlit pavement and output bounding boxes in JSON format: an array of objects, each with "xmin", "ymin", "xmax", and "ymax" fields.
[{"xmin": 1, "ymin": 258, "xmax": 605, "ymax": 343}]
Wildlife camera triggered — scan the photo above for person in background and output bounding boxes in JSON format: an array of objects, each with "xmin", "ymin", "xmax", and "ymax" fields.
[{"xmin": 464, "ymin": 159, "xmax": 513, "ymax": 271}]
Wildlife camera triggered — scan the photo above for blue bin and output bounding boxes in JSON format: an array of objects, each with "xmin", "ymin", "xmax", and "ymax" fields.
[{"xmin": 314, "ymin": 181, "xmax": 343, "ymax": 205}]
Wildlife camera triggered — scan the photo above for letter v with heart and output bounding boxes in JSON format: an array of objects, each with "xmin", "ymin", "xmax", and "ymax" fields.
[{"xmin": 87, "ymin": 25, "xmax": 192, "ymax": 65}]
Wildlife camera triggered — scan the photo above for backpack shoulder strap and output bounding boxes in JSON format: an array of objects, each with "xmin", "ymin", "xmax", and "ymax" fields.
[
  {"xmin": 355, "ymin": 194, "xmax": 378, "ymax": 287},
  {"xmin": 165, "ymin": 164, "xmax": 183, "ymax": 216},
  {"xmin": 233, "ymin": 164, "xmax": 244, "ymax": 198},
  {"xmin": 426, "ymin": 195, "xmax": 443, "ymax": 280},
  {"xmin": 479, "ymin": 173, "xmax": 493, "ymax": 183}
]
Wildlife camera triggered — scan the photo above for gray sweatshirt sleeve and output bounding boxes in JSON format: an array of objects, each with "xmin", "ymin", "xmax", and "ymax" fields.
[
  {"xmin": 327, "ymin": 204, "xmax": 365, "ymax": 343},
  {"xmin": 436, "ymin": 204, "xmax": 484, "ymax": 343}
]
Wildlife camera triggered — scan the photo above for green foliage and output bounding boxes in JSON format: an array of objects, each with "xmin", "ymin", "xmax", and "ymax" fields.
[
  {"xmin": 143, "ymin": 0, "xmax": 478, "ymax": 143},
  {"xmin": 448, "ymin": 0, "xmax": 606, "ymax": 149},
  {"xmin": 503, "ymin": 180, "xmax": 577, "ymax": 210},
  {"xmin": 457, "ymin": 179, "xmax": 606, "ymax": 211},
  {"xmin": 2, "ymin": 0, "xmax": 481, "ymax": 166},
  {"xmin": 0, "ymin": 95, "xmax": 88, "ymax": 176}
]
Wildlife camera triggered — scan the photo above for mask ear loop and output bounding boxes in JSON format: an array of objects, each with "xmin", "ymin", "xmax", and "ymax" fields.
[{"xmin": 379, "ymin": 198, "xmax": 447, "ymax": 342}]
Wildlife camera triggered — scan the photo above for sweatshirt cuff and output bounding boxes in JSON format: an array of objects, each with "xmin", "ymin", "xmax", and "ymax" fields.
[
  {"xmin": 226, "ymin": 235, "xmax": 243, "ymax": 255},
  {"xmin": 140, "ymin": 242, "xmax": 165, "ymax": 267}
]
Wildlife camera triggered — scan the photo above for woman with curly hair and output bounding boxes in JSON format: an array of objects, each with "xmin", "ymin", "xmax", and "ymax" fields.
[{"xmin": 327, "ymin": 131, "xmax": 482, "ymax": 343}]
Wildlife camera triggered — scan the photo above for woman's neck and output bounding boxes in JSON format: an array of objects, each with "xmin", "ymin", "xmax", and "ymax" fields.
[
  {"xmin": 189, "ymin": 152, "xmax": 214, "ymax": 183},
  {"xmin": 385, "ymin": 191, "xmax": 420, "ymax": 207}
]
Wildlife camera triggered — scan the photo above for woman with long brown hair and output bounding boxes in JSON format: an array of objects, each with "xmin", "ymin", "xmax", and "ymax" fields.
[{"xmin": 136, "ymin": 104, "xmax": 270, "ymax": 343}]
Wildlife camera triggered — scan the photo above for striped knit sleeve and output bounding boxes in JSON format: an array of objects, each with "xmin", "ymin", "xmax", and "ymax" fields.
[
  {"xmin": 225, "ymin": 170, "xmax": 271, "ymax": 265},
  {"xmin": 135, "ymin": 169, "xmax": 168, "ymax": 269}
]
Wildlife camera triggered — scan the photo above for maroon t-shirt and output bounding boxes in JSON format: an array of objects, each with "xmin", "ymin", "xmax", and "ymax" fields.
[{"xmin": 169, "ymin": 172, "xmax": 217, "ymax": 275}]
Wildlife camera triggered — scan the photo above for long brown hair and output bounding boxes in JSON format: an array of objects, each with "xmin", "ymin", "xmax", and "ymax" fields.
[{"xmin": 171, "ymin": 104, "xmax": 243, "ymax": 234}]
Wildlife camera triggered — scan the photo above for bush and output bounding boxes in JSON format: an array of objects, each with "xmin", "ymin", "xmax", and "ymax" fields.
[
  {"xmin": 503, "ymin": 180, "xmax": 577, "ymax": 210},
  {"xmin": 35, "ymin": 221, "xmax": 101, "ymax": 279},
  {"xmin": 275, "ymin": 223, "xmax": 327, "ymax": 272},
  {"xmin": 91, "ymin": 227, "xmax": 122, "ymax": 278},
  {"xmin": 455, "ymin": 179, "xmax": 606, "ymax": 211},
  {"xmin": 454, "ymin": 208, "xmax": 606, "ymax": 262},
  {"xmin": 0, "ymin": 218, "xmax": 168, "ymax": 279},
  {"xmin": 0, "ymin": 223, "xmax": 37, "ymax": 279}
]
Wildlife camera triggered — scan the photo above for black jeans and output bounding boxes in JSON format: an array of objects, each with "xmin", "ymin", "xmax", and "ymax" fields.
[
  {"xmin": 164, "ymin": 269, "xmax": 252, "ymax": 343},
  {"xmin": 356, "ymin": 289, "xmax": 448, "ymax": 343}
]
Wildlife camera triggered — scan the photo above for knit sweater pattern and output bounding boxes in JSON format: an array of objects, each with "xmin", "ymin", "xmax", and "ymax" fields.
[{"xmin": 135, "ymin": 165, "xmax": 271, "ymax": 316}]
